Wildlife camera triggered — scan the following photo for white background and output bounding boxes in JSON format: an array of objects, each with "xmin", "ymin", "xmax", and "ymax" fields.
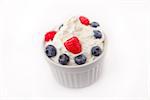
[{"xmin": 0, "ymin": 0, "xmax": 150, "ymax": 99}]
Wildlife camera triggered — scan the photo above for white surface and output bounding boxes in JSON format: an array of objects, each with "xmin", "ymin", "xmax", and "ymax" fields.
[{"xmin": 0, "ymin": 0, "xmax": 150, "ymax": 99}]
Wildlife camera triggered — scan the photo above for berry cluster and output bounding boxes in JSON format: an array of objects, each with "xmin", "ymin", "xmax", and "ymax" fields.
[{"xmin": 44, "ymin": 16, "xmax": 103, "ymax": 65}]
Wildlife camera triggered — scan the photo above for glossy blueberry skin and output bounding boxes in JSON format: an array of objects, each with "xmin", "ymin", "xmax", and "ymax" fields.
[
  {"xmin": 90, "ymin": 22, "xmax": 100, "ymax": 28},
  {"xmin": 74, "ymin": 54, "xmax": 87, "ymax": 65},
  {"xmin": 91, "ymin": 46, "xmax": 102, "ymax": 56},
  {"xmin": 93, "ymin": 30, "xmax": 102, "ymax": 39},
  {"xmin": 45, "ymin": 45, "xmax": 57, "ymax": 58},
  {"xmin": 59, "ymin": 54, "xmax": 70, "ymax": 65}
]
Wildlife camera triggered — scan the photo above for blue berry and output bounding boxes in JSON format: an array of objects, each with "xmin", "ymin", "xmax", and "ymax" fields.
[
  {"xmin": 90, "ymin": 22, "xmax": 100, "ymax": 28},
  {"xmin": 91, "ymin": 46, "xmax": 102, "ymax": 56},
  {"xmin": 93, "ymin": 30, "xmax": 102, "ymax": 39},
  {"xmin": 59, "ymin": 24, "xmax": 63, "ymax": 30},
  {"xmin": 45, "ymin": 45, "xmax": 57, "ymax": 58},
  {"xmin": 74, "ymin": 54, "xmax": 87, "ymax": 65},
  {"xmin": 59, "ymin": 54, "xmax": 70, "ymax": 65}
]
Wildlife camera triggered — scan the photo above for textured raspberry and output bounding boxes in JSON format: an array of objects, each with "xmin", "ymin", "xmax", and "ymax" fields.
[
  {"xmin": 79, "ymin": 16, "xmax": 90, "ymax": 25},
  {"xmin": 64, "ymin": 36, "xmax": 82, "ymax": 54},
  {"xmin": 45, "ymin": 31, "xmax": 56, "ymax": 42}
]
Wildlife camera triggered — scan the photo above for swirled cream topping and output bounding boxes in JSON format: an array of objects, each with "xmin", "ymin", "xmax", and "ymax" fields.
[{"xmin": 44, "ymin": 16, "xmax": 105, "ymax": 65}]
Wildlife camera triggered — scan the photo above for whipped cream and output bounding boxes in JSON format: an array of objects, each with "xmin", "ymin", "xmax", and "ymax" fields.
[{"xmin": 44, "ymin": 16, "xmax": 105, "ymax": 65}]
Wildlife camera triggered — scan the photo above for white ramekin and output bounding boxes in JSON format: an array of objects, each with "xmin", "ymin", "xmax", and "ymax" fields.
[{"xmin": 44, "ymin": 45, "xmax": 105, "ymax": 88}]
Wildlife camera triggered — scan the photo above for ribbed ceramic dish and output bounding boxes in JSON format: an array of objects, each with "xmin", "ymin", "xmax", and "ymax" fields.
[{"xmin": 47, "ymin": 55, "xmax": 104, "ymax": 88}]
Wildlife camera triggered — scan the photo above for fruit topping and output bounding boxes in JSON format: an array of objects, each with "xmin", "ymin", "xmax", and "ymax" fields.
[
  {"xmin": 59, "ymin": 54, "xmax": 70, "ymax": 65},
  {"xmin": 90, "ymin": 22, "xmax": 100, "ymax": 28},
  {"xmin": 45, "ymin": 45, "xmax": 57, "ymax": 58},
  {"xmin": 45, "ymin": 31, "xmax": 57, "ymax": 42},
  {"xmin": 93, "ymin": 30, "xmax": 102, "ymax": 39},
  {"xmin": 79, "ymin": 16, "xmax": 90, "ymax": 26},
  {"xmin": 91, "ymin": 46, "xmax": 102, "ymax": 56},
  {"xmin": 74, "ymin": 54, "xmax": 87, "ymax": 65},
  {"xmin": 64, "ymin": 36, "xmax": 82, "ymax": 54}
]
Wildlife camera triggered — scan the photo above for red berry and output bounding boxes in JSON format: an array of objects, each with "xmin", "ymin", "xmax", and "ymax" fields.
[
  {"xmin": 64, "ymin": 36, "xmax": 82, "ymax": 54},
  {"xmin": 79, "ymin": 16, "xmax": 90, "ymax": 25},
  {"xmin": 45, "ymin": 31, "xmax": 56, "ymax": 42}
]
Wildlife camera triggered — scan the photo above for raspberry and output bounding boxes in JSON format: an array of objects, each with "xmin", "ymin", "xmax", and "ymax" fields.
[
  {"xmin": 64, "ymin": 36, "xmax": 82, "ymax": 54},
  {"xmin": 45, "ymin": 31, "xmax": 56, "ymax": 42},
  {"xmin": 79, "ymin": 16, "xmax": 90, "ymax": 25}
]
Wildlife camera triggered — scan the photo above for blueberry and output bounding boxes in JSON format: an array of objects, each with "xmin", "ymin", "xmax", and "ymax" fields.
[
  {"xmin": 74, "ymin": 54, "xmax": 87, "ymax": 65},
  {"xmin": 59, "ymin": 24, "xmax": 63, "ymax": 30},
  {"xmin": 91, "ymin": 46, "xmax": 102, "ymax": 56},
  {"xmin": 93, "ymin": 30, "xmax": 102, "ymax": 39},
  {"xmin": 45, "ymin": 45, "xmax": 57, "ymax": 58},
  {"xmin": 90, "ymin": 22, "xmax": 100, "ymax": 28},
  {"xmin": 59, "ymin": 54, "xmax": 70, "ymax": 65}
]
